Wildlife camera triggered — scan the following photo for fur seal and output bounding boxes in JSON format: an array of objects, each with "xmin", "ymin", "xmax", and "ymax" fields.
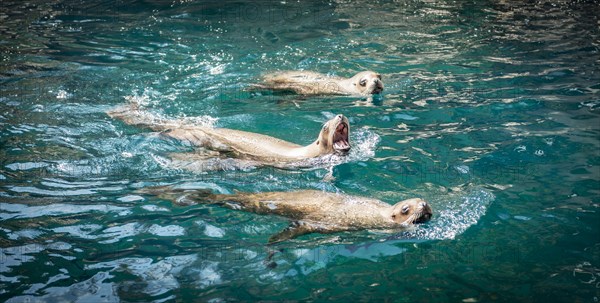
[
  {"xmin": 107, "ymin": 104, "xmax": 351, "ymax": 168},
  {"xmin": 259, "ymin": 71, "xmax": 383, "ymax": 96},
  {"xmin": 140, "ymin": 188, "xmax": 433, "ymax": 243}
]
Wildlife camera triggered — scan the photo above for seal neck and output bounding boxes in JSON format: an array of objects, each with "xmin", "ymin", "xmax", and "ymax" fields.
[
  {"xmin": 379, "ymin": 209, "xmax": 397, "ymax": 226},
  {"xmin": 292, "ymin": 140, "xmax": 322, "ymax": 158}
]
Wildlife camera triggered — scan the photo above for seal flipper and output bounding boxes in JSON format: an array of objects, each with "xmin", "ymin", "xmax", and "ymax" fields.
[
  {"xmin": 136, "ymin": 186, "xmax": 215, "ymax": 205},
  {"xmin": 268, "ymin": 221, "xmax": 320, "ymax": 244},
  {"xmin": 107, "ymin": 104, "xmax": 173, "ymax": 132},
  {"xmin": 169, "ymin": 152, "xmax": 260, "ymax": 172}
]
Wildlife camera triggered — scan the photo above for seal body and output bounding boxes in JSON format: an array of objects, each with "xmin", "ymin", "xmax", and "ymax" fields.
[
  {"xmin": 260, "ymin": 71, "xmax": 383, "ymax": 96},
  {"xmin": 142, "ymin": 188, "xmax": 433, "ymax": 242},
  {"xmin": 107, "ymin": 105, "xmax": 351, "ymax": 168}
]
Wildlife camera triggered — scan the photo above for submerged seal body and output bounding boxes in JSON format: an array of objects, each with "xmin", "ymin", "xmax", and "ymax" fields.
[
  {"xmin": 260, "ymin": 71, "xmax": 383, "ymax": 96},
  {"xmin": 107, "ymin": 104, "xmax": 351, "ymax": 168},
  {"xmin": 141, "ymin": 188, "xmax": 433, "ymax": 243}
]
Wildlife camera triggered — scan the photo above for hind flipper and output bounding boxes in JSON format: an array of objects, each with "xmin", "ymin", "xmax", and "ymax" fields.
[
  {"xmin": 136, "ymin": 185, "xmax": 215, "ymax": 205},
  {"xmin": 107, "ymin": 104, "xmax": 174, "ymax": 132}
]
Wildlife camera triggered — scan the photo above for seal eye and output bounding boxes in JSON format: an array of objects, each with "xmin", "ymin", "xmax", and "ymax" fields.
[
  {"xmin": 359, "ymin": 79, "xmax": 367, "ymax": 86},
  {"xmin": 401, "ymin": 205, "xmax": 410, "ymax": 214},
  {"xmin": 322, "ymin": 123, "xmax": 328, "ymax": 130}
]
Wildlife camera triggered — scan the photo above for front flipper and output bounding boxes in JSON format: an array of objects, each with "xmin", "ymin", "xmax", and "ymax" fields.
[{"xmin": 268, "ymin": 221, "xmax": 322, "ymax": 244}]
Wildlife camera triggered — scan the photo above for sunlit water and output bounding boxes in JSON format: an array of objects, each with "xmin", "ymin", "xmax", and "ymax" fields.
[{"xmin": 1, "ymin": 0, "xmax": 599, "ymax": 302}]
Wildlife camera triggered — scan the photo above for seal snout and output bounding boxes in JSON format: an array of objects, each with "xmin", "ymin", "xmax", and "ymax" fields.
[
  {"xmin": 415, "ymin": 200, "xmax": 433, "ymax": 224},
  {"xmin": 373, "ymin": 78, "xmax": 384, "ymax": 94}
]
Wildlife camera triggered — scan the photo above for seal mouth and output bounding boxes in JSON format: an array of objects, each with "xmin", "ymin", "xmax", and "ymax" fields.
[
  {"xmin": 370, "ymin": 80, "xmax": 384, "ymax": 94},
  {"xmin": 333, "ymin": 121, "xmax": 350, "ymax": 153},
  {"xmin": 412, "ymin": 203, "xmax": 433, "ymax": 224},
  {"xmin": 413, "ymin": 211, "xmax": 432, "ymax": 224}
]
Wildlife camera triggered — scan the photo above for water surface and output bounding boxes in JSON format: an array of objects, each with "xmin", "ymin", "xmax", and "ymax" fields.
[{"xmin": 1, "ymin": 0, "xmax": 599, "ymax": 302}]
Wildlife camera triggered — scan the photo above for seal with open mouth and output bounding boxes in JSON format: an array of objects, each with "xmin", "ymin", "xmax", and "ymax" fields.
[
  {"xmin": 107, "ymin": 104, "xmax": 351, "ymax": 169},
  {"xmin": 258, "ymin": 70, "xmax": 384, "ymax": 96},
  {"xmin": 139, "ymin": 188, "xmax": 433, "ymax": 243},
  {"xmin": 332, "ymin": 119, "xmax": 350, "ymax": 152}
]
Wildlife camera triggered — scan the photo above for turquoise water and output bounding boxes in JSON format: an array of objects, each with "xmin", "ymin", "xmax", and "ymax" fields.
[{"xmin": 1, "ymin": 0, "xmax": 599, "ymax": 302}]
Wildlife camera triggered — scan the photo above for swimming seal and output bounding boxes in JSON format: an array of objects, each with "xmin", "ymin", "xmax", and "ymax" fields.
[
  {"xmin": 259, "ymin": 70, "xmax": 383, "ymax": 96},
  {"xmin": 107, "ymin": 104, "xmax": 351, "ymax": 168},
  {"xmin": 140, "ymin": 188, "xmax": 433, "ymax": 243}
]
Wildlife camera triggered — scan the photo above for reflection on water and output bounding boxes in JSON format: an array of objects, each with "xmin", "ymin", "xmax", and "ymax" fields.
[{"xmin": 1, "ymin": 0, "xmax": 599, "ymax": 301}]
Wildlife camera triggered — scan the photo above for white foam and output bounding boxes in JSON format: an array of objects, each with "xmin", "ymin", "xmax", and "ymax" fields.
[
  {"xmin": 56, "ymin": 90, "xmax": 71, "ymax": 99},
  {"xmin": 292, "ymin": 126, "xmax": 380, "ymax": 169},
  {"xmin": 403, "ymin": 188, "xmax": 495, "ymax": 240}
]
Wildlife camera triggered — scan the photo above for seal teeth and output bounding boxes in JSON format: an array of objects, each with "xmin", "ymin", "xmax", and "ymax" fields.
[
  {"xmin": 334, "ymin": 139, "xmax": 350, "ymax": 150},
  {"xmin": 333, "ymin": 121, "xmax": 350, "ymax": 152}
]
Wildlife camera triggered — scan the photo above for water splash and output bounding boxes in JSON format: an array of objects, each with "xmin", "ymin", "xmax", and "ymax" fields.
[
  {"xmin": 400, "ymin": 187, "xmax": 495, "ymax": 240},
  {"xmin": 114, "ymin": 99, "xmax": 219, "ymax": 129},
  {"xmin": 291, "ymin": 126, "xmax": 380, "ymax": 169}
]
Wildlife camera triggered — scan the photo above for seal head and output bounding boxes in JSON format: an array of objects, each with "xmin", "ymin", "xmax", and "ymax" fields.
[
  {"xmin": 317, "ymin": 114, "xmax": 351, "ymax": 154},
  {"xmin": 351, "ymin": 71, "xmax": 384, "ymax": 95},
  {"xmin": 390, "ymin": 198, "xmax": 433, "ymax": 226}
]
